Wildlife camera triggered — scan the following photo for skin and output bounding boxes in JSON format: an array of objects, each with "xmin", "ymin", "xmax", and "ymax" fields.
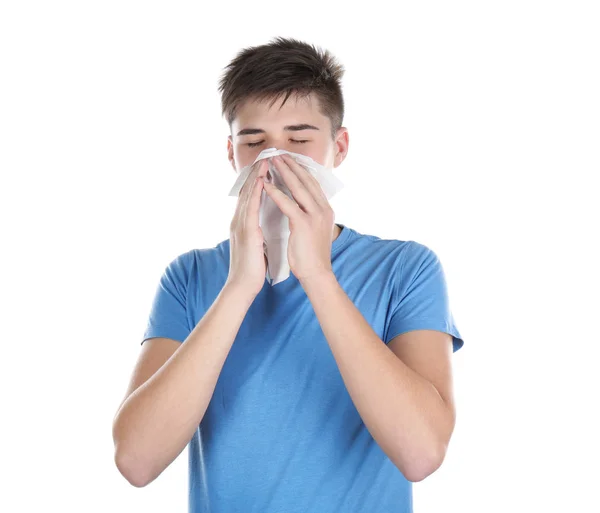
[
  {"xmin": 111, "ymin": 93, "xmax": 453, "ymax": 488},
  {"xmin": 224, "ymin": 93, "xmax": 455, "ymax": 482},
  {"xmin": 227, "ymin": 93, "xmax": 349, "ymax": 248}
]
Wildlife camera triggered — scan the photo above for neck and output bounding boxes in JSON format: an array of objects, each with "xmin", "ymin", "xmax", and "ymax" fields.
[{"xmin": 332, "ymin": 223, "xmax": 342, "ymax": 243}]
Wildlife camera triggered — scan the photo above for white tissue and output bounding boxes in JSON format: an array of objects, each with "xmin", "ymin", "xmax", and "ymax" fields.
[{"xmin": 228, "ymin": 147, "xmax": 344, "ymax": 286}]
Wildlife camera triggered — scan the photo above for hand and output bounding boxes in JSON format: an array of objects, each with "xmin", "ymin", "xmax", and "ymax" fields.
[
  {"xmin": 226, "ymin": 158, "xmax": 269, "ymax": 296},
  {"xmin": 262, "ymin": 153, "xmax": 336, "ymax": 282}
]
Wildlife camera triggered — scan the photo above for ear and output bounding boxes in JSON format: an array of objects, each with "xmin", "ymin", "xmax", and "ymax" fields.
[
  {"xmin": 333, "ymin": 127, "xmax": 349, "ymax": 168},
  {"xmin": 227, "ymin": 136, "xmax": 236, "ymax": 173}
]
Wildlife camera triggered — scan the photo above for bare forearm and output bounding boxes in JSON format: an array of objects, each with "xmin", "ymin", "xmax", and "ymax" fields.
[
  {"xmin": 113, "ymin": 281, "xmax": 256, "ymax": 486},
  {"xmin": 300, "ymin": 272, "xmax": 452, "ymax": 482}
]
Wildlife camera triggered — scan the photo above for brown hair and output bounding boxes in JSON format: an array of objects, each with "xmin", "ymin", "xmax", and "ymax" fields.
[{"xmin": 218, "ymin": 37, "xmax": 345, "ymax": 141}]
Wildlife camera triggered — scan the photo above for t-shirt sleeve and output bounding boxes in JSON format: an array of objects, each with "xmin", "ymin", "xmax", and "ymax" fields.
[
  {"xmin": 141, "ymin": 252, "xmax": 192, "ymax": 345},
  {"xmin": 384, "ymin": 241, "xmax": 465, "ymax": 353}
]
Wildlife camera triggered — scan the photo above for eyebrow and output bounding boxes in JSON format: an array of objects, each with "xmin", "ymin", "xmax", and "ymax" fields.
[{"xmin": 236, "ymin": 123, "xmax": 320, "ymax": 136}]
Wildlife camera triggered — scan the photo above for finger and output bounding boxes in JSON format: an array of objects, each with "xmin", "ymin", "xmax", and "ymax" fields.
[
  {"xmin": 239, "ymin": 160, "xmax": 263, "ymax": 197},
  {"xmin": 246, "ymin": 170, "xmax": 265, "ymax": 227},
  {"xmin": 256, "ymin": 158, "xmax": 269, "ymax": 179},
  {"xmin": 242, "ymin": 160, "xmax": 267, "ymax": 212},
  {"xmin": 280, "ymin": 154, "xmax": 329, "ymax": 206},
  {"xmin": 263, "ymin": 180, "xmax": 304, "ymax": 219},
  {"xmin": 238, "ymin": 160, "xmax": 266, "ymax": 216},
  {"xmin": 272, "ymin": 156, "xmax": 319, "ymax": 214}
]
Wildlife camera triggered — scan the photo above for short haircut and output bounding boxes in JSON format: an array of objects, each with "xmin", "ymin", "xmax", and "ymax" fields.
[{"xmin": 218, "ymin": 37, "xmax": 345, "ymax": 141}]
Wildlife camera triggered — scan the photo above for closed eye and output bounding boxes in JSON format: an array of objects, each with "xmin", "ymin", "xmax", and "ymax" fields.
[{"xmin": 246, "ymin": 140, "xmax": 309, "ymax": 148}]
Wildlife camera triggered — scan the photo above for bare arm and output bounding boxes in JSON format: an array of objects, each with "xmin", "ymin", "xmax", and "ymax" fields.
[
  {"xmin": 112, "ymin": 281, "xmax": 256, "ymax": 487},
  {"xmin": 299, "ymin": 272, "xmax": 454, "ymax": 482}
]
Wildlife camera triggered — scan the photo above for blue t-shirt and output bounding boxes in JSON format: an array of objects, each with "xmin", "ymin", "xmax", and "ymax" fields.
[{"xmin": 142, "ymin": 223, "xmax": 464, "ymax": 513}]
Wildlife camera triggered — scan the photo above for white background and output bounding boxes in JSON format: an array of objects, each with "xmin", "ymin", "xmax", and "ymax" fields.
[{"xmin": 1, "ymin": 1, "xmax": 598, "ymax": 511}]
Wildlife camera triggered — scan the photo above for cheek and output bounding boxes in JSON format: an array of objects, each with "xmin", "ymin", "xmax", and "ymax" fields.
[
  {"xmin": 305, "ymin": 151, "xmax": 327, "ymax": 167},
  {"xmin": 301, "ymin": 143, "xmax": 328, "ymax": 165}
]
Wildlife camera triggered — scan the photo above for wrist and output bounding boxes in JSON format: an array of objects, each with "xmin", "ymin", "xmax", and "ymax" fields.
[
  {"xmin": 223, "ymin": 280, "xmax": 259, "ymax": 305},
  {"xmin": 298, "ymin": 269, "xmax": 337, "ymax": 289}
]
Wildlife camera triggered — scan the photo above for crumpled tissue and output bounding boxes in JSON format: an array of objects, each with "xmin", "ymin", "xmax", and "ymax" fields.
[{"xmin": 228, "ymin": 147, "xmax": 344, "ymax": 285}]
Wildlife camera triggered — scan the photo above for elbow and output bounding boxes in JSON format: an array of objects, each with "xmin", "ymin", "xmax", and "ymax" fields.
[
  {"xmin": 115, "ymin": 450, "xmax": 150, "ymax": 488},
  {"xmin": 406, "ymin": 416, "xmax": 454, "ymax": 482},
  {"xmin": 400, "ymin": 444, "xmax": 446, "ymax": 483},
  {"xmin": 397, "ymin": 406, "xmax": 455, "ymax": 482},
  {"xmin": 113, "ymin": 416, "xmax": 150, "ymax": 487},
  {"xmin": 405, "ymin": 457, "xmax": 442, "ymax": 483}
]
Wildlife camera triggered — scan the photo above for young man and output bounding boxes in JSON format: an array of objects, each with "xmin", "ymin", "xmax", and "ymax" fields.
[{"xmin": 113, "ymin": 37, "xmax": 465, "ymax": 512}]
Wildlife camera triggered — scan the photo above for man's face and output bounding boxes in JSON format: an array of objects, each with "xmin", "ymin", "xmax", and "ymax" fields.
[{"xmin": 227, "ymin": 92, "xmax": 348, "ymax": 174}]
